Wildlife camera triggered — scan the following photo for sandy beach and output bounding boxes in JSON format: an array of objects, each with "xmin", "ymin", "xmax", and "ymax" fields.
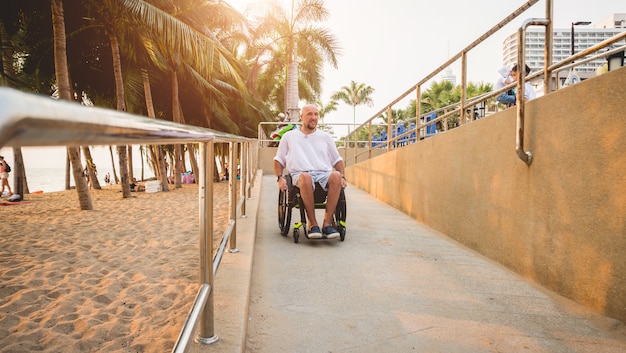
[{"xmin": 0, "ymin": 182, "xmax": 230, "ymax": 352}]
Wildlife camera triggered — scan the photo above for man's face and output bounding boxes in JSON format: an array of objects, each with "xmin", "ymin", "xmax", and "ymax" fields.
[{"xmin": 300, "ymin": 106, "xmax": 319, "ymax": 130}]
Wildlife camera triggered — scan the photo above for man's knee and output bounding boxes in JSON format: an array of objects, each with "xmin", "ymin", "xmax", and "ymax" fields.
[
  {"xmin": 328, "ymin": 171, "xmax": 341, "ymax": 186},
  {"xmin": 299, "ymin": 172, "xmax": 313, "ymax": 186}
]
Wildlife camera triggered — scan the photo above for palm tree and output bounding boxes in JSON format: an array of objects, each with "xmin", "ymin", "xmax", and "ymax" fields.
[
  {"xmin": 420, "ymin": 80, "xmax": 455, "ymax": 113},
  {"xmin": 331, "ymin": 80, "xmax": 375, "ymax": 128},
  {"xmin": 316, "ymin": 98, "xmax": 338, "ymax": 124},
  {"xmin": 120, "ymin": 0, "xmax": 254, "ymax": 187},
  {"xmin": 1, "ymin": 1, "xmax": 54, "ymax": 196},
  {"xmin": 51, "ymin": 0, "xmax": 93, "ymax": 210},
  {"xmin": 314, "ymin": 98, "xmax": 337, "ymax": 135},
  {"xmin": 247, "ymin": 0, "xmax": 340, "ymax": 121}
]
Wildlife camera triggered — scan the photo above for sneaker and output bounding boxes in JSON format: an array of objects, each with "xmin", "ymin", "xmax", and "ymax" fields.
[
  {"xmin": 322, "ymin": 226, "xmax": 340, "ymax": 239},
  {"xmin": 308, "ymin": 226, "xmax": 322, "ymax": 239}
]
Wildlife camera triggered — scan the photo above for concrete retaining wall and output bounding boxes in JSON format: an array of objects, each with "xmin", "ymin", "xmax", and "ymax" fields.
[{"xmin": 346, "ymin": 68, "xmax": 626, "ymax": 323}]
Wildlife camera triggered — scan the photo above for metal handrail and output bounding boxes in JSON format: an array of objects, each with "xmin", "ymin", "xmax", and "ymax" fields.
[
  {"xmin": 516, "ymin": 18, "xmax": 551, "ymax": 166},
  {"xmin": 347, "ymin": 0, "xmax": 540, "ymax": 140},
  {"xmin": 338, "ymin": 0, "xmax": 623, "ymax": 167},
  {"xmin": 0, "ymin": 87, "xmax": 256, "ymax": 353}
]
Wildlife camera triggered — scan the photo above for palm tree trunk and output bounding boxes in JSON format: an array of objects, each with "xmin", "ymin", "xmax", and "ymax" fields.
[
  {"xmin": 128, "ymin": 145, "xmax": 134, "ymax": 181},
  {"xmin": 109, "ymin": 146, "xmax": 119, "ymax": 184},
  {"xmin": 187, "ymin": 143, "xmax": 198, "ymax": 183},
  {"xmin": 13, "ymin": 149, "xmax": 29, "ymax": 195},
  {"xmin": 139, "ymin": 146, "xmax": 145, "ymax": 181},
  {"xmin": 51, "ymin": 0, "xmax": 92, "ymax": 210},
  {"xmin": 141, "ymin": 69, "xmax": 169, "ymax": 191},
  {"xmin": 171, "ymin": 70, "xmax": 182, "ymax": 188},
  {"xmin": 82, "ymin": 147, "xmax": 102, "ymax": 190},
  {"xmin": 107, "ymin": 30, "xmax": 131, "ymax": 197},
  {"xmin": 65, "ymin": 154, "xmax": 71, "ymax": 189}
]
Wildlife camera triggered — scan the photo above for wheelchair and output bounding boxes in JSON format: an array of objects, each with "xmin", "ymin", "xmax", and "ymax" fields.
[{"xmin": 278, "ymin": 174, "xmax": 346, "ymax": 243}]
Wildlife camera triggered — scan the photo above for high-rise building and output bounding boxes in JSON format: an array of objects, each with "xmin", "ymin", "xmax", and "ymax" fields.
[
  {"xmin": 502, "ymin": 13, "xmax": 626, "ymax": 74},
  {"xmin": 440, "ymin": 68, "xmax": 456, "ymax": 85}
]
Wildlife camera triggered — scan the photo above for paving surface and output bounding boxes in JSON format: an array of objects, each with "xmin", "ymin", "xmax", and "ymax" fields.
[{"xmin": 192, "ymin": 174, "xmax": 626, "ymax": 353}]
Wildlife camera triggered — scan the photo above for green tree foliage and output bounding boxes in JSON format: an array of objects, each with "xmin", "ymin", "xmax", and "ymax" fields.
[
  {"xmin": 331, "ymin": 80, "xmax": 374, "ymax": 127},
  {"xmin": 246, "ymin": 0, "xmax": 341, "ymax": 113}
]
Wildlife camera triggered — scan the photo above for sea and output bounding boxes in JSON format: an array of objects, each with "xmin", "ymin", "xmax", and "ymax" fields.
[
  {"xmin": 7, "ymin": 167, "xmax": 155, "ymax": 194},
  {"xmin": 0, "ymin": 146, "xmax": 156, "ymax": 194}
]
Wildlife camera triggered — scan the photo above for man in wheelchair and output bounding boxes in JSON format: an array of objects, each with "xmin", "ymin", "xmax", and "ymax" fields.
[{"xmin": 274, "ymin": 104, "xmax": 347, "ymax": 239}]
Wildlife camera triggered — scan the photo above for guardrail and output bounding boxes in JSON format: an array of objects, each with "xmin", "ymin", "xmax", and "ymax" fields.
[
  {"xmin": 0, "ymin": 87, "xmax": 257, "ymax": 352},
  {"xmin": 340, "ymin": 0, "xmax": 625, "ymax": 166}
]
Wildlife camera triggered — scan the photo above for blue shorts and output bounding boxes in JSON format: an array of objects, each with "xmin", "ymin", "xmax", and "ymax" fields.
[{"xmin": 291, "ymin": 171, "xmax": 331, "ymax": 191}]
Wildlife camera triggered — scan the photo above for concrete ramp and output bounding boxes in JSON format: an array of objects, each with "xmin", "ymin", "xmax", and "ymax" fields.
[{"xmin": 244, "ymin": 175, "xmax": 626, "ymax": 353}]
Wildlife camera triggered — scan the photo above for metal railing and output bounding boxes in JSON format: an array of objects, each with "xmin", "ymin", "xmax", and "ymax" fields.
[
  {"xmin": 341, "ymin": 0, "xmax": 625, "ymax": 166},
  {"xmin": 0, "ymin": 87, "xmax": 257, "ymax": 352}
]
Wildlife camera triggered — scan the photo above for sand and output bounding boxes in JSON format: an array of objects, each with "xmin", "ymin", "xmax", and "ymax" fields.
[{"xmin": 0, "ymin": 182, "xmax": 230, "ymax": 352}]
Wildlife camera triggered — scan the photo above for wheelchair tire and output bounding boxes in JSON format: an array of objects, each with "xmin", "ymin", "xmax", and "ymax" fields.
[
  {"xmin": 293, "ymin": 229, "xmax": 300, "ymax": 243},
  {"xmin": 278, "ymin": 188, "xmax": 292, "ymax": 236}
]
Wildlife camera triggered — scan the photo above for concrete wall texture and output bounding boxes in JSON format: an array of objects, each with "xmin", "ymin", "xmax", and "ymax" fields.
[{"xmin": 345, "ymin": 67, "xmax": 626, "ymax": 323}]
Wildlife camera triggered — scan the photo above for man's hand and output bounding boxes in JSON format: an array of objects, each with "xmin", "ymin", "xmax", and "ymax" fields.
[{"xmin": 277, "ymin": 175, "xmax": 286, "ymax": 191}]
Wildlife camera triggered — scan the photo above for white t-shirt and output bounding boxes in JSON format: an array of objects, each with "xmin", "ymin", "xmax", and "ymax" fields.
[
  {"xmin": 274, "ymin": 129, "xmax": 343, "ymax": 175},
  {"xmin": 524, "ymin": 82, "xmax": 536, "ymax": 100}
]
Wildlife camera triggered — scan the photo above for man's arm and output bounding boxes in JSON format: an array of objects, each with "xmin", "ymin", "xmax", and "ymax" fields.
[
  {"xmin": 333, "ymin": 160, "xmax": 345, "ymax": 177},
  {"xmin": 274, "ymin": 159, "xmax": 286, "ymax": 190},
  {"xmin": 334, "ymin": 160, "xmax": 347, "ymax": 188}
]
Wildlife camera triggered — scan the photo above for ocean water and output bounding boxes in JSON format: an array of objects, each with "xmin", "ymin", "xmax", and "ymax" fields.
[{"xmin": 9, "ymin": 167, "xmax": 155, "ymax": 193}]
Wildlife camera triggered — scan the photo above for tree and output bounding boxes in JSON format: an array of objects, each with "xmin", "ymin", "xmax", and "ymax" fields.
[
  {"xmin": 51, "ymin": 0, "xmax": 93, "ymax": 210},
  {"xmin": 417, "ymin": 80, "xmax": 493, "ymax": 131},
  {"xmin": 331, "ymin": 80, "xmax": 375, "ymax": 128},
  {"xmin": 315, "ymin": 97, "xmax": 337, "ymax": 135},
  {"xmin": 247, "ymin": 0, "xmax": 340, "ymax": 120}
]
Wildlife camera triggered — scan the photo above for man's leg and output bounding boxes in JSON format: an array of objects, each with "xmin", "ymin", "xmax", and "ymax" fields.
[
  {"xmin": 322, "ymin": 171, "xmax": 342, "ymax": 238},
  {"xmin": 298, "ymin": 173, "xmax": 321, "ymax": 237}
]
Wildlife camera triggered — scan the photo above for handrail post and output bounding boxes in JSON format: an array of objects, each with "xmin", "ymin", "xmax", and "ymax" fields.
[
  {"xmin": 196, "ymin": 141, "xmax": 218, "ymax": 345},
  {"xmin": 543, "ymin": 0, "xmax": 554, "ymax": 94},
  {"xmin": 229, "ymin": 141, "xmax": 239, "ymax": 252},
  {"xmin": 353, "ymin": 123, "xmax": 358, "ymax": 165},
  {"xmin": 386, "ymin": 106, "xmax": 392, "ymax": 152},
  {"xmin": 367, "ymin": 121, "xmax": 372, "ymax": 159},
  {"xmin": 241, "ymin": 142, "xmax": 248, "ymax": 216},
  {"xmin": 416, "ymin": 85, "xmax": 422, "ymax": 139},
  {"xmin": 516, "ymin": 17, "xmax": 550, "ymax": 166},
  {"xmin": 460, "ymin": 51, "xmax": 467, "ymax": 125}
]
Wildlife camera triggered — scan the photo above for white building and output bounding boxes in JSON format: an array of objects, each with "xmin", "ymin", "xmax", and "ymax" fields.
[
  {"xmin": 502, "ymin": 13, "xmax": 626, "ymax": 74},
  {"xmin": 440, "ymin": 68, "xmax": 456, "ymax": 85},
  {"xmin": 595, "ymin": 13, "xmax": 626, "ymax": 29}
]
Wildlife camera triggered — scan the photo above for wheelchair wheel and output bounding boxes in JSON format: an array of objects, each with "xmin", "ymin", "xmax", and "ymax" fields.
[
  {"xmin": 339, "ymin": 226, "xmax": 346, "ymax": 241},
  {"xmin": 293, "ymin": 228, "xmax": 300, "ymax": 243},
  {"xmin": 334, "ymin": 188, "xmax": 347, "ymax": 241},
  {"xmin": 278, "ymin": 187, "xmax": 292, "ymax": 236}
]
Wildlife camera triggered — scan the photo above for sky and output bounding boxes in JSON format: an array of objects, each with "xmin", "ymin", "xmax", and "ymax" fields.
[
  {"xmin": 229, "ymin": 0, "xmax": 624, "ymax": 132},
  {"xmin": 1, "ymin": 0, "xmax": 623, "ymax": 169}
]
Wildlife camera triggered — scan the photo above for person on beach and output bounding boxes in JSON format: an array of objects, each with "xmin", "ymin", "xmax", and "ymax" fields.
[
  {"xmin": 130, "ymin": 178, "xmax": 145, "ymax": 192},
  {"xmin": 0, "ymin": 155, "xmax": 13, "ymax": 196},
  {"xmin": 273, "ymin": 104, "xmax": 347, "ymax": 239}
]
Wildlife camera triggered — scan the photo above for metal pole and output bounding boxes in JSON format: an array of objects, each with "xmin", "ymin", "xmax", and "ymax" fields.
[
  {"xmin": 386, "ymin": 106, "xmax": 392, "ymax": 152},
  {"xmin": 460, "ymin": 51, "xmax": 467, "ymax": 124},
  {"xmin": 241, "ymin": 142, "xmax": 248, "ymax": 216},
  {"xmin": 544, "ymin": 0, "xmax": 553, "ymax": 94},
  {"xmin": 229, "ymin": 142, "xmax": 239, "ymax": 252},
  {"xmin": 570, "ymin": 22, "xmax": 575, "ymax": 57},
  {"xmin": 196, "ymin": 141, "xmax": 218, "ymax": 344}
]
